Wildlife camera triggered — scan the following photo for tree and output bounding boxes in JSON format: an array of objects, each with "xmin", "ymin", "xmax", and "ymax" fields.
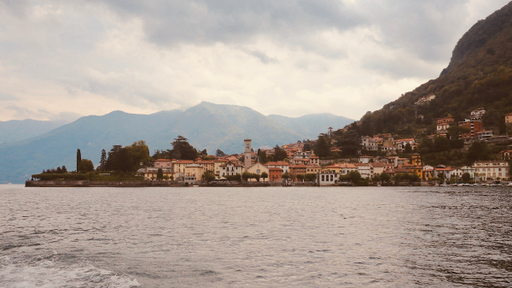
[
  {"xmin": 336, "ymin": 129, "xmax": 360, "ymax": 157},
  {"xmin": 467, "ymin": 141, "xmax": 492, "ymax": 162},
  {"xmin": 380, "ymin": 172, "xmax": 391, "ymax": 183},
  {"xmin": 273, "ymin": 146, "xmax": 288, "ymax": 162},
  {"xmin": 305, "ymin": 173, "xmax": 316, "ymax": 182},
  {"xmin": 216, "ymin": 149, "xmax": 226, "ymax": 157},
  {"xmin": 348, "ymin": 171, "xmax": 361, "ymax": 184},
  {"xmin": 282, "ymin": 172, "xmax": 291, "ymax": 179},
  {"xmin": 296, "ymin": 174, "xmax": 305, "ymax": 182},
  {"xmin": 433, "ymin": 136, "xmax": 450, "ymax": 152},
  {"xmin": 76, "ymin": 149, "xmax": 81, "ymax": 171},
  {"xmin": 242, "ymin": 172, "xmax": 252, "ymax": 181},
  {"xmin": 77, "ymin": 159, "xmax": 94, "ymax": 173},
  {"xmin": 99, "ymin": 149, "xmax": 107, "ymax": 170},
  {"xmin": 253, "ymin": 173, "xmax": 261, "ymax": 182},
  {"xmin": 157, "ymin": 168, "xmax": 164, "ymax": 180},
  {"xmin": 314, "ymin": 135, "xmax": 331, "ymax": 158},
  {"xmin": 125, "ymin": 141, "xmax": 152, "ymax": 168},
  {"xmin": 104, "ymin": 145, "xmax": 134, "ymax": 172},
  {"xmin": 462, "ymin": 172, "xmax": 471, "ymax": 182},
  {"xmin": 404, "ymin": 143, "xmax": 412, "ymax": 153},
  {"xmin": 170, "ymin": 136, "xmax": 199, "ymax": 160},
  {"xmin": 261, "ymin": 171, "xmax": 268, "ymax": 181},
  {"xmin": 203, "ymin": 170, "xmax": 215, "ymax": 183}
]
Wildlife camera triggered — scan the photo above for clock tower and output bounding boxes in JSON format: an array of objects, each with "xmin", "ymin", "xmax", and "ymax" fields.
[{"xmin": 244, "ymin": 139, "xmax": 252, "ymax": 171}]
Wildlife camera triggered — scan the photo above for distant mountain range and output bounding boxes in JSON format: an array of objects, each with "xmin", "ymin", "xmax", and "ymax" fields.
[
  {"xmin": 0, "ymin": 119, "xmax": 67, "ymax": 145},
  {"xmin": 0, "ymin": 102, "xmax": 353, "ymax": 184}
]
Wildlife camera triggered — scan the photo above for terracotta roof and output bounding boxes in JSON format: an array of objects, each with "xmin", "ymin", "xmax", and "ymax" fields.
[{"xmin": 155, "ymin": 159, "xmax": 172, "ymax": 162}]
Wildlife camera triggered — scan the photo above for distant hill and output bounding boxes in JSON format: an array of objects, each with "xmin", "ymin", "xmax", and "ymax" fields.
[
  {"xmin": 356, "ymin": 2, "xmax": 512, "ymax": 137},
  {"xmin": 0, "ymin": 119, "xmax": 66, "ymax": 146},
  {"xmin": 0, "ymin": 102, "xmax": 353, "ymax": 183}
]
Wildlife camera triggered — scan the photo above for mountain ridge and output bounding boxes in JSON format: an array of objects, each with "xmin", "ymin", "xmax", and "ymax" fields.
[{"xmin": 0, "ymin": 102, "xmax": 354, "ymax": 184}]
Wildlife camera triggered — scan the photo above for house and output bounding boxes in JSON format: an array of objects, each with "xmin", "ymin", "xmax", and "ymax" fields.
[
  {"xmin": 269, "ymin": 167, "xmax": 283, "ymax": 181},
  {"xmin": 154, "ymin": 159, "xmax": 173, "ymax": 169},
  {"xmin": 309, "ymin": 154, "xmax": 320, "ymax": 165},
  {"xmin": 451, "ymin": 168, "xmax": 464, "ymax": 180},
  {"xmin": 458, "ymin": 119, "xmax": 483, "ymax": 140},
  {"xmin": 395, "ymin": 139, "xmax": 416, "ymax": 152},
  {"xmin": 500, "ymin": 150, "xmax": 512, "ymax": 160},
  {"xmin": 214, "ymin": 159, "xmax": 229, "ymax": 176},
  {"xmin": 355, "ymin": 163, "xmax": 373, "ymax": 179},
  {"xmin": 461, "ymin": 166, "xmax": 476, "ymax": 180},
  {"xmin": 423, "ymin": 165, "xmax": 434, "ymax": 180},
  {"xmin": 397, "ymin": 158, "xmax": 409, "ymax": 166},
  {"xmin": 411, "ymin": 153, "xmax": 422, "ymax": 166},
  {"xmin": 361, "ymin": 136, "xmax": 379, "ymax": 151},
  {"xmin": 371, "ymin": 162, "xmax": 391, "ymax": 176},
  {"xmin": 470, "ymin": 107, "xmax": 486, "ymax": 120},
  {"xmin": 173, "ymin": 160, "xmax": 195, "ymax": 179},
  {"xmin": 305, "ymin": 163, "xmax": 321, "ymax": 174},
  {"xmin": 220, "ymin": 160, "xmax": 243, "ymax": 177},
  {"xmin": 266, "ymin": 161, "xmax": 290, "ymax": 174},
  {"xmin": 477, "ymin": 130, "xmax": 493, "ymax": 140},
  {"xmin": 317, "ymin": 171, "xmax": 339, "ymax": 186},
  {"xmin": 290, "ymin": 164, "xmax": 307, "ymax": 180},
  {"xmin": 359, "ymin": 156, "xmax": 372, "ymax": 164},
  {"xmin": 196, "ymin": 160, "xmax": 215, "ymax": 174},
  {"xmin": 506, "ymin": 113, "xmax": 512, "ymax": 125},
  {"xmin": 184, "ymin": 164, "xmax": 204, "ymax": 184},
  {"xmin": 434, "ymin": 166, "xmax": 453, "ymax": 179},
  {"xmin": 138, "ymin": 167, "xmax": 173, "ymax": 180},
  {"xmin": 472, "ymin": 161, "xmax": 509, "ymax": 181}
]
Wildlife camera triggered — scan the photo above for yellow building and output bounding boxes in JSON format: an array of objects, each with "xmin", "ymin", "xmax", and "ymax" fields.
[{"xmin": 184, "ymin": 164, "xmax": 204, "ymax": 184}]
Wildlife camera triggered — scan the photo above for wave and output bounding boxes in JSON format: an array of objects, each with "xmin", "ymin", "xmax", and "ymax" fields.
[{"xmin": 0, "ymin": 255, "xmax": 140, "ymax": 288}]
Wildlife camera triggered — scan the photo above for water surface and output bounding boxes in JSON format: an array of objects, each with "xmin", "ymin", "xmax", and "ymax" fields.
[{"xmin": 1, "ymin": 185, "xmax": 511, "ymax": 287}]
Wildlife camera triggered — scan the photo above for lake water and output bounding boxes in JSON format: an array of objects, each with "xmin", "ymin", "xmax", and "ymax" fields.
[{"xmin": 1, "ymin": 185, "xmax": 511, "ymax": 287}]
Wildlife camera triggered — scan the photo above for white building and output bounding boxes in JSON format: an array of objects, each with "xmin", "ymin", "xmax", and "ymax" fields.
[
  {"xmin": 317, "ymin": 171, "xmax": 339, "ymax": 186},
  {"xmin": 220, "ymin": 161, "xmax": 243, "ymax": 177},
  {"xmin": 473, "ymin": 161, "xmax": 509, "ymax": 181},
  {"xmin": 356, "ymin": 163, "xmax": 373, "ymax": 179}
]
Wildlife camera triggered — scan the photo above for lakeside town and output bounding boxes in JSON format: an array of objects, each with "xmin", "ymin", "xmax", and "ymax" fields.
[{"xmin": 28, "ymin": 106, "xmax": 512, "ymax": 187}]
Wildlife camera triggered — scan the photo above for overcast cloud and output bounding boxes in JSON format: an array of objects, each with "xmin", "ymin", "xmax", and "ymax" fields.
[{"xmin": 0, "ymin": 0, "xmax": 509, "ymax": 121}]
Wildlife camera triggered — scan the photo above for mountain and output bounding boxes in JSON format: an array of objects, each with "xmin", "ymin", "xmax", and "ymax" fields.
[
  {"xmin": 356, "ymin": 2, "xmax": 512, "ymax": 137},
  {"xmin": 0, "ymin": 119, "xmax": 67, "ymax": 146},
  {"xmin": 268, "ymin": 113, "xmax": 354, "ymax": 139},
  {"xmin": 0, "ymin": 102, "xmax": 353, "ymax": 183}
]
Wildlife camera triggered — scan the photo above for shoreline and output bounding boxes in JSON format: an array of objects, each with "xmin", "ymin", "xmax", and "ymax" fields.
[{"xmin": 24, "ymin": 180, "xmax": 426, "ymax": 187}]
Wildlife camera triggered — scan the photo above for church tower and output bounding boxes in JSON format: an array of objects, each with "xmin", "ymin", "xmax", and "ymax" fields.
[{"xmin": 244, "ymin": 139, "xmax": 252, "ymax": 171}]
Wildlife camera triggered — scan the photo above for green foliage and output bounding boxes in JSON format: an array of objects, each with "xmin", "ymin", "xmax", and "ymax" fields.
[
  {"xmin": 462, "ymin": 173, "xmax": 471, "ymax": 182},
  {"xmin": 257, "ymin": 149, "xmax": 270, "ymax": 164},
  {"xmin": 170, "ymin": 136, "xmax": 199, "ymax": 160},
  {"xmin": 273, "ymin": 147, "xmax": 288, "ymax": 162},
  {"xmin": 203, "ymin": 170, "xmax": 215, "ymax": 183},
  {"xmin": 380, "ymin": 172, "xmax": 391, "ymax": 183},
  {"xmin": 467, "ymin": 140, "xmax": 493, "ymax": 163},
  {"xmin": 334, "ymin": 128, "xmax": 361, "ymax": 157},
  {"xmin": 225, "ymin": 174, "xmax": 241, "ymax": 182},
  {"xmin": 216, "ymin": 149, "xmax": 226, "ymax": 157},
  {"xmin": 261, "ymin": 171, "xmax": 268, "ymax": 180},
  {"xmin": 76, "ymin": 149, "xmax": 81, "ymax": 172},
  {"xmin": 296, "ymin": 174, "xmax": 305, "ymax": 181},
  {"xmin": 305, "ymin": 173, "xmax": 317, "ymax": 182},
  {"xmin": 282, "ymin": 172, "xmax": 291, "ymax": 179},
  {"xmin": 314, "ymin": 135, "xmax": 332, "ymax": 158},
  {"xmin": 156, "ymin": 168, "xmax": 164, "ymax": 181},
  {"xmin": 78, "ymin": 159, "xmax": 94, "ymax": 173}
]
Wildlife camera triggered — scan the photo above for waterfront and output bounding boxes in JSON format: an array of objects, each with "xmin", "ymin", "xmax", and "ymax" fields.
[{"xmin": 1, "ymin": 185, "xmax": 511, "ymax": 287}]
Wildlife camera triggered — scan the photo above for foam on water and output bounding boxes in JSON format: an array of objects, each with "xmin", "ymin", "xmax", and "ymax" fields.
[{"xmin": 0, "ymin": 256, "xmax": 140, "ymax": 288}]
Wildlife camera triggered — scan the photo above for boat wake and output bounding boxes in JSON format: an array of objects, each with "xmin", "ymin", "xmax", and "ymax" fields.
[{"xmin": 0, "ymin": 254, "xmax": 140, "ymax": 288}]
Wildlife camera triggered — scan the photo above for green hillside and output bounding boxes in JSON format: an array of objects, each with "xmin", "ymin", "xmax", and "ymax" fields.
[{"xmin": 357, "ymin": 2, "xmax": 512, "ymax": 137}]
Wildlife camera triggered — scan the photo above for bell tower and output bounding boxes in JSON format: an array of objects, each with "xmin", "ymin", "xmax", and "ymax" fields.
[{"xmin": 244, "ymin": 139, "xmax": 252, "ymax": 171}]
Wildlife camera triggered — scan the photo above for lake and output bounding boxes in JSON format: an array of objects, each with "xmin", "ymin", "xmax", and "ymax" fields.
[{"xmin": 1, "ymin": 185, "xmax": 511, "ymax": 287}]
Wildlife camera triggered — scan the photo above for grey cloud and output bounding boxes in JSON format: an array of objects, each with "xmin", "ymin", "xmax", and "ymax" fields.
[
  {"xmin": 0, "ymin": 0, "xmax": 30, "ymax": 17},
  {"xmin": 94, "ymin": 0, "xmax": 365, "ymax": 46},
  {"xmin": 240, "ymin": 48, "xmax": 278, "ymax": 64}
]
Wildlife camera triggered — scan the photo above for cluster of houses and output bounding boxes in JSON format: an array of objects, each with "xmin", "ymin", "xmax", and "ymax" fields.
[{"xmin": 137, "ymin": 138, "xmax": 510, "ymax": 185}]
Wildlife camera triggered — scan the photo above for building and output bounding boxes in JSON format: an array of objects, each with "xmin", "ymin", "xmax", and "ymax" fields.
[
  {"xmin": 317, "ymin": 171, "xmax": 339, "ymax": 186},
  {"xmin": 184, "ymin": 164, "xmax": 204, "ymax": 184},
  {"xmin": 269, "ymin": 167, "xmax": 283, "ymax": 181},
  {"xmin": 244, "ymin": 139, "xmax": 252, "ymax": 172},
  {"xmin": 473, "ymin": 161, "xmax": 509, "ymax": 181},
  {"xmin": 506, "ymin": 113, "xmax": 512, "ymax": 125},
  {"xmin": 458, "ymin": 119, "xmax": 483, "ymax": 140},
  {"xmin": 220, "ymin": 160, "xmax": 243, "ymax": 177},
  {"xmin": 411, "ymin": 153, "xmax": 422, "ymax": 166},
  {"xmin": 266, "ymin": 161, "xmax": 290, "ymax": 174},
  {"xmin": 359, "ymin": 156, "xmax": 372, "ymax": 164},
  {"xmin": 173, "ymin": 160, "xmax": 195, "ymax": 179},
  {"xmin": 470, "ymin": 107, "xmax": 486, "ymax": 120},
  {"xmin": 355, "ymin": 163, "xmax": 373, "ymax": 179},
  {"xmin": 246, "ymin": 163, "xmax": 270, "ymax": 181},
  {"xmin": 361, "ymin": 136, "xmax": 379, "ymax": 151},
  {"xmin": 500, "ymin": 150, "xmax": 512, "ymax": 160},
  {"xmin": 290, "ymin": 164, "xmax": 307, "ymax": 181},
  {"xmin": 154, "ymin": 159, "xmax": 173, "ymax": 169},
  {"xmin": 477, "ymin": 130, "xmax": 493, "ymax": 140}
]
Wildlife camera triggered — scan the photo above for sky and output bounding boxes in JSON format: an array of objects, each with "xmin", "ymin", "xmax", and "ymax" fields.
[{"xmin": 0, "ymin": 0, "xmax": 510, "ymax": 122}]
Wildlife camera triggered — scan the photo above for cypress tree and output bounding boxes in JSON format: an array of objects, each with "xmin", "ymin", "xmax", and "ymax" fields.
[{"xmin": 76, "ymin": 149, "xmax": 81, "ymax": 172}]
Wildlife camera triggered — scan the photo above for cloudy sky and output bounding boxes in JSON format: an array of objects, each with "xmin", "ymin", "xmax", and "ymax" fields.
[{"xmin": 0, "ymin": 0, "xmax": 510, "ymax": 122}]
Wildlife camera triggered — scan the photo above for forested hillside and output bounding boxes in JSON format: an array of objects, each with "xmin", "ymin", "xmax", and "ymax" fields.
[{"xmin": 357, "ymin": 2, "xmax": 512, "ymax": 137}]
